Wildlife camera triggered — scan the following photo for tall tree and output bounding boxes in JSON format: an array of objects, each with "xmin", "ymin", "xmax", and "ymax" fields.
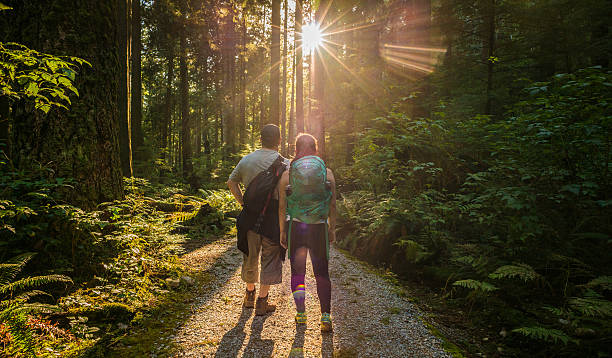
[
  {"xmin": 161, "ymin": 47, "xmax": 174, "ymax": 163},
  {"xmin": 312, "ymin": 0, "xmax": 329, "ymax": 159},
  {"xmin": 483, "ymin": 0, "xmax": 495, "ymax": 115},
  {"xmin": 288, "ymin": 52, "xmax": 296, "ymax": 154},
  {"xmin": 269, "ymin": 0, "xmax": 281, "ymax": 125},
  {"xmin": 295, "ymin": 0, "xmax": 304, "ymax": 133},
  {"xmin": 0, "ymin": 0, "xmax": 125, "ymax": 205},
  {"xmin": 280, "ymin": 0, "xmax": 288, "ymax": 153},
  {"xmin": 179, "ymin": 0, "xmax": 192, "ymax": 180},
  {"xmin": 239, "ymin": 8, "xmax": 247, "ymax": 145},
  {"xmin": 118, "ymin": 0, "xmax": 132, "ymax": 177},
  {"xmin": 131, "ymin": 0, "xmax": 144, "ymax": 161},
  {"xmin": 221, "ymin": 5, "xmax": 236, "ymax": 153}
]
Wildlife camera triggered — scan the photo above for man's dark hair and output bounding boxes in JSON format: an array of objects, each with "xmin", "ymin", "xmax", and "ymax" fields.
[{"xmin": 261, "ymin": 124, "xmax": 281, "ymax": 148}]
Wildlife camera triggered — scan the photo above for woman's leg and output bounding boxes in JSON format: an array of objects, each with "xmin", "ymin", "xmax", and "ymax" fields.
[
  {"xmin": 309, "ymin": 224, "xmax": 331, "ymax": 314},
  {"xmin": 289, "ymin": 222, "xmax": 308, "ymax": 313}
]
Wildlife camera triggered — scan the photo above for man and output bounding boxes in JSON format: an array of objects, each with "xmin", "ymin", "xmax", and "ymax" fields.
[{"xmin": 227, "ymin": 124, "xmax": 289, "ymax": 315}]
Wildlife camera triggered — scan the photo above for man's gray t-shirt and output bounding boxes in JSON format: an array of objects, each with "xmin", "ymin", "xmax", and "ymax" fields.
[{"xmin": 229, "ymin": 148, "xmax": 290, "ymax": 189}]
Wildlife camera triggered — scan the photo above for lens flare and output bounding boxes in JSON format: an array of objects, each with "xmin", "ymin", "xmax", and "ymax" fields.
[{"xmin": 302, "ymin": 23, "xmax": 323, "ymax": 52}]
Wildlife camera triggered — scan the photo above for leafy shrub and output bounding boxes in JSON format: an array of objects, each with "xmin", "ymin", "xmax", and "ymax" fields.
[{"xmin": 338, "ymin": 67, "xmax": 612, "ymax": 357}]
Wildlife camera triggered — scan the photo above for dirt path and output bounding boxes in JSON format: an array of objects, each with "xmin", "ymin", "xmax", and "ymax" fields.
[{"xmin": 160, "ymin": 235, "xmax": 452, "ymax": 358}]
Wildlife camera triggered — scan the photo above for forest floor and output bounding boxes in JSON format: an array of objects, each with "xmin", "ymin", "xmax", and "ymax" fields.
[{"xmin": 108, "ymin": 232, "xmax": 455, "ymax": 358}]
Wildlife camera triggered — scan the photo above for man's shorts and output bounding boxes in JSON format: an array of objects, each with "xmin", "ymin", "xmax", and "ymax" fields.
[{"xmin": 241, "ymin": 230, "xmax": 282, "ymax": 285}]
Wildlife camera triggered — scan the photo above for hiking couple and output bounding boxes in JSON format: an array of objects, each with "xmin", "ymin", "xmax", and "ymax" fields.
[{"xmin": 227, "ymin": 124, "xmax": 337, "ymax": 332}]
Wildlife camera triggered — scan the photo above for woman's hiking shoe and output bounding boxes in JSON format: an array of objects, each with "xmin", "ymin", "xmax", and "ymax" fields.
[
  {"xmin": 295, "ymin": 312, "xmax": 307, "ymax": 324},
  {"xmin": 243, "ymin": 288, "xmax": 256, "ymax": 308},
  {"xmin": 320, "ymin": 313, "xmax": 333, "ymax": 332},
  {"xmin": 255, "ymin": 295, "xmax": 276, "ymax": 315}
]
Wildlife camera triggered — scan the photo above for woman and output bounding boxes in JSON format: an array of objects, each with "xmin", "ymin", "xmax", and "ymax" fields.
[{"xmin": 277, "ymin": 133, "xmax": 337, "ymax": 332}]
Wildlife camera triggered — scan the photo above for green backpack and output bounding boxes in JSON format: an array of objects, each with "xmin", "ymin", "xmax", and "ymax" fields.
[{"xmin": 286, "ymin": 155, "xmax": 332, "ymax": 258}]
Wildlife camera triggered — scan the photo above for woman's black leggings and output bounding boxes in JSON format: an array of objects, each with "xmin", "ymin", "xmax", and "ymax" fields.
[{"xmin": 288, "ymin": 221, "xmax": 331, "ymax": 314}]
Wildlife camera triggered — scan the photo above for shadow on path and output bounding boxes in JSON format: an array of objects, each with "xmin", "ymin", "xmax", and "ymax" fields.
[
  {"xmin": 321, "ymin": 331, "xmax": 334, "ymax": 358},
  {"xmin": 106, "ymin": 237, "xmax": 239, "ymax": 357},
  {"xmin": 288, "ymin": 324, "xmax": 306, "ymax": 357},
  {"xmin": 214, "ymin": 305, "xmax": 252, "ymax": 357},
  {"xmin": 240, "ymin": 314, "xmax": 274, "ymax": 357}
]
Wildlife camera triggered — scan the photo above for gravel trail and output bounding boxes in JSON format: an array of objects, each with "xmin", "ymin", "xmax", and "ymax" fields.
[{"xmin": 171, "ymin": 235, "xmax": 452, "ymax": 358}]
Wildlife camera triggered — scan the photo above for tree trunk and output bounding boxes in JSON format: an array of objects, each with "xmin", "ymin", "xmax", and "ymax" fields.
[
  {"xmin": 2, "ymin": 0, "xmax": 124, "ymax": 207},
  {"xmin": 118, "ymin": 0, "xmax": 132, "ymax": 177},
  {"xmin": 288, "ymin": 53, "xmax": 296, "ymax": 156},
  {"xmin": 295, "ymin": 0, "xmax": 304, "ymax": 133},
  {"xmin": 179, "ymin": 0, "xmax": 192, "ymax": 180},
  {"xmin": 131, "ymin": 0, "xmax": 144, "ymax": 162},
  {"xmin": 484, "ymin": 0, "xmax": 495, "ymax": 115},
  {"xmin": 161, "ymin": 48, "xmax": 174, "ymax": 162},
  {"xmin": 280, "ymin": 0, "xmax": 289, "ymax": 154},
  {"xmin": 270, "ymin": 0, "xmax": 281, "ymax": 126},
  {"xmin": 312, "ymin": 0, "xmax": 328, "ymax": 159},
  {"xmin": 239, "ymin": 9, "xmax": 247, "ymax": 146},
  {"xmin": 221, "ymin": 7, "xmax": 236, "ymax": 154}
]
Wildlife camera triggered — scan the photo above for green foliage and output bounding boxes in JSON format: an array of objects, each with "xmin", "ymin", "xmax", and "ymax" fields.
[
  {"xmin": 488, "ymin": 264, "xmax": 540, "ymax": 282},
  {"xmin": 511, "ymin": 327, "xmax": 574, "ymax": 345},
  {"xmin": 0, "ymin": 253, "xmax": 73, "ymax": 357},
  {"xmin": 452, "ymin": 279, "xmax": 498, "ymax": 293},
  {"xmin": 0, "ymin": 42, "xmax": 90, "ymax": 113},
  {"xmin": 338, "ymin": 67, "xmax": 612, "ymax": 357}
]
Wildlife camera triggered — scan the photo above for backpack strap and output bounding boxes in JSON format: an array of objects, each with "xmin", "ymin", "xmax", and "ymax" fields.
[{"xmin": 253, "ymin": 155, "xmax": 285, "ymax": 232}]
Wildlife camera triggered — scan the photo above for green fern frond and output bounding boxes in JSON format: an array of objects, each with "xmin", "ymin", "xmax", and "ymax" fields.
[
  {"xmin": 452, "ymin": 255, "xmax": 475, "ymax": 265},
  {"xmin": 0, "ymin": 252, "xmax": 36, "ymax": 286},
  {"xmin": 543, "ymin": 305, "xmax": 566, "ymax": 317},
  {"xmin": 453, "ymin": 279, "xmax": 498, "ymax": 292},
  {"xmin": 394, "ymin": 238, "xmax": 426, "ymax": 263},
  {"xmin": 0, "ymin": 274, "xmax": 73, "ymax": 296},
  {"xmin": 583, "ymin": 276, "xmax": 612, "ymax": 291},
  {"xmin": 568, "ymin": 297, "xmax": 612, "ymax": 317},
  {"xmin": 0, "ymin": 290, "xmax": 52, "ymax": 310},
  {"xmin": 512, "ymin": 326, "xmax": 573, "ymax": 345},
  {"xmin": 489, "ymin": 264, "xmax": 540, "ymax": 282},
  {"xmin": 0, "ymin": 305, "xmax": 38, "ymax": 355},
  {"xmin": 14, "ymin": 302, "xmax": 62, "ymax": 315}
]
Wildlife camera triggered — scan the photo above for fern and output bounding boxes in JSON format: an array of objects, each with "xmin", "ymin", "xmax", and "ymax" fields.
[
  {"xmin": 394, "ymin": 238, "xmax": 426, "ymax": 263},
  {"xmin": 488, "ymin": 263, "xmax": 540, "ymax": 282},
  {"xmin": 583, "ymin": 276, "xmax": 612, "ymax": 291},
  {"xmin": 568, "ymin": 297, "xmax": 612, "ymax": 317},
  {"xmin": 0, "ymin": 274, "xmax": 73, "ymax": 296},
  {"xmin": 0, "ymin": 305, "xmax": 37, "ymax": 356},
  {"xmin": 0, "ymin": 253, "xmax": 35, "ymax": 286},
  {"xmin": 512, "ymin": 326, "xmax": 573, "ymax": 345},
  {"xmin": 453, "ymin": 279, "xmax": 498, "ymax": 292}
]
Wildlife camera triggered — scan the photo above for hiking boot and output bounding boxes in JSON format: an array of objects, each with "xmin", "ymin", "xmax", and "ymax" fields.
[
  {"xmin": 295, "ymin": 312, "xmax": 307, "ymax": 324},
  {"xmin": 255, "ymin": 295, "xmax": 276, "ymax": 315},
  {"xmin": 321, "ymin": 313, "xmax": 333, "ymax": 332},
  {"xmin": 243, "ymin": 288, "xmax": 256, "ymax": 308}
]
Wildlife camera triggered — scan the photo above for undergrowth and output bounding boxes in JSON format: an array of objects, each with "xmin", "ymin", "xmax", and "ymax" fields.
[{"xmin": 0, "ymin": 167, "xmax": 236, "ymax": 357}]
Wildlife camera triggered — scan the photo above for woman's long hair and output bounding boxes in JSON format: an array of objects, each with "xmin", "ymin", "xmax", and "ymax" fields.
[{"xmin": 292, "ymin": 133, "xmax": 318, "ymax": 164}]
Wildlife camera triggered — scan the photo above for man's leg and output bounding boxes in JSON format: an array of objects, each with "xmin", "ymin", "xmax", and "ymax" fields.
[
  {"xmin": 241, "ymin": 230, "xmax": 262, "ymax": 307},
  {"xmin": 256, "ymin": 235, "xmax": 283, "ymax": 315}
]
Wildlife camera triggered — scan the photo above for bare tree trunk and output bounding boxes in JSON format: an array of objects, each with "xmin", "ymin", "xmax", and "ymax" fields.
[
  {"xmin": 280, "ymin": 0, "xmax": 288, "ymax": 154},
  {"xmin": 118, "ymin": 0, "xmax": 132, "ymax": 177},
  {"xmin": 295, "ymin": 0, "xmax": 304, "ymax": 133},
  {"xmin": 179, "ymin": 0, "xmax": 192, "ymax": 181},
  {"xmin": 161, "ymin": 48, "xmax": 174, "ymax": 162},
  {"xmin": 484, "ymin": 0, "xmax": 495, "ymax": 115},
  {"xmin": 312, "ymin": 0, "xmax": 328, "ymax": 160},
  {"xmin": 270, "ymin": 0, "xmax": 281, "ymax": 126},
  {"xmin": 288, "ymin": 53, "xmax": 296, "ymax": 156},
  {"xmin": 130, "ymin": 0, "xmax": 144, "ymax": 162},
  {"xmin": 239, "ymin": 9, "xmax": 247, "ymax": 146}
]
